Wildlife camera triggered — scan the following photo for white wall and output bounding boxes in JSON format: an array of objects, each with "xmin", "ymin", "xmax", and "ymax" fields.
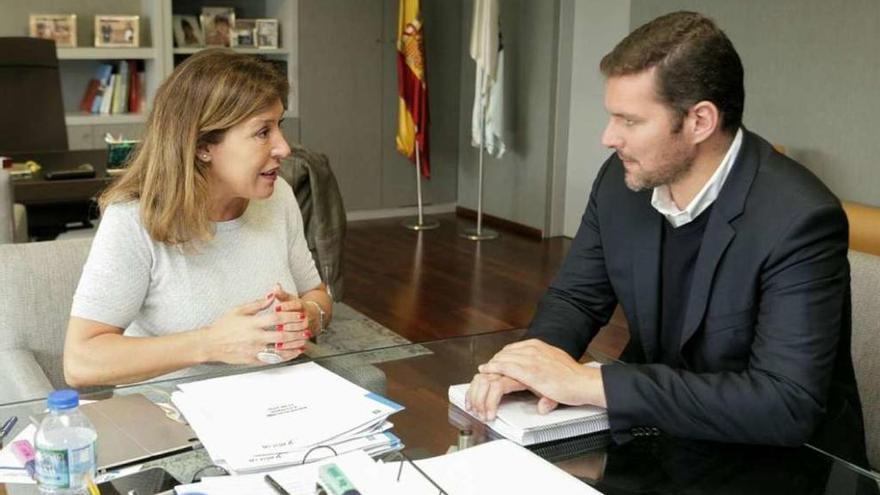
[{"xmin": 561, "ymin": 1, "xmax": 631, "ymax": 237}]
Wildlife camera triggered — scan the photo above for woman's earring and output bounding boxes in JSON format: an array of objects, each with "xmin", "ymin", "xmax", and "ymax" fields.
[{"xmin": 201, "ymin": 154, "xmax": 209, "ymax": 161}]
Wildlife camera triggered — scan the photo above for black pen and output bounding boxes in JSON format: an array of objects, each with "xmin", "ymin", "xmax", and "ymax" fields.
[
  {"xmin": 0, "ymin": 416, "xmax": 17, "ymax": 441},
  {"xmin": 264, "ymin": 474, "xmax": 291, "ymax": 495}
]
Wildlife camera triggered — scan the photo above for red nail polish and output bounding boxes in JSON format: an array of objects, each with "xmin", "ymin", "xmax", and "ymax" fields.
[
  {"xmin": 275, "ymin": 305, "xmax": 282, "ymax": 312},
  {"xmin": 276, "ymin": 324, "xmax": 283, "ymax": 332},
  {"xmin": 305, "ymin": 331, "xmax": 312, "ymax": 339}
]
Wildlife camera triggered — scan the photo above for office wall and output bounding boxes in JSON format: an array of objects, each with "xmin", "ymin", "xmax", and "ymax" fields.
[
  {"xmin": 560, "ymin": 1, "xmax": 631, "ymax": 238},
  {"xmin": 632, "ymin": 0, "xmax": 880, "ymax": 207},
  {"xmin": 299, "ymin": 0, "xmax": 459, "ymax": 212},
  {"xmin": 457, "ymin": 0, "xmax": 559, "ymax": 232}
]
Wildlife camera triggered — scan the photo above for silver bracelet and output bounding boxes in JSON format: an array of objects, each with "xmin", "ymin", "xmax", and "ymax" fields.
[{"xmin": 304, "ymin": 300, "xmax": 325, "ymax": 333}]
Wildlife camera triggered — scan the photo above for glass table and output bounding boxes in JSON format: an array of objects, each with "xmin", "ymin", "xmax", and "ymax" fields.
[{"xmin": 1, "ymin": 330, "xmax": 877, "ymax": 494}]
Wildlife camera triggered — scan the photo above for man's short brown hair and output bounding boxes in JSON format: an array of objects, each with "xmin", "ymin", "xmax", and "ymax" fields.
[{"xmin": 600, "ymin": 11, "xmax": 744, "ymax": 134}]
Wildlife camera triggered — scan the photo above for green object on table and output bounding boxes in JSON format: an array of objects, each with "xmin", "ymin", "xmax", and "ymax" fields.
[
  {"xmin": 107, "ymin": 140, "xmax": 138, "ymax": 169},
  {"xmin": 318, "ymin": 463, "xmax": 361, "ymax": 495}
]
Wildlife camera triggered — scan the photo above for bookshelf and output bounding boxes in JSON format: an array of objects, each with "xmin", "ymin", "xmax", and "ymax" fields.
[
  {"xmin": 57, "ymin": 47, "xmax": 159, "ymax": 60},
  {"xmin": 0, "ymin": 0, "xmax": 298, "ymax": 149}
]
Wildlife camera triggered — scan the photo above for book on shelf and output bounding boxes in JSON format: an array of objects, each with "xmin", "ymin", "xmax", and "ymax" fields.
[
  {"xmin": 447, "ymin": 366, "xmax": 609, "ymax": 446},
  {"xmin": 85, "ymin": 64, "xmax": 114, "ymax": 114},
  {"xmin": 80, "ymin": 61, "xmax": 143, "ymax": 116},
  {"xmin": 100, "ymin": 73, "xmax": 115, "ymax": 115},
  {"xmin": 78, "ymin": 79, "xmax": 100, "ymax": 112}
]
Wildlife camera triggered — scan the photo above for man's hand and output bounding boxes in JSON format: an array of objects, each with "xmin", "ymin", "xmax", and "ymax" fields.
[
  {"xmin": 465, "ymin": 373, "xmax": 529, "ymax": 421},
  {"xmin": 479, "ymin": 339, "xmax": 607, "ymax": 409}
]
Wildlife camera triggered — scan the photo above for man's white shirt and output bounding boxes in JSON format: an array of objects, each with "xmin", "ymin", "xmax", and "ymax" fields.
[{"xmin": 651, "ymin": 128, "xmax": 744, "ymax": 227}]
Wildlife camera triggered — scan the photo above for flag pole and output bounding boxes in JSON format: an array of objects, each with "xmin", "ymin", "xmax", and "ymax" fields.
[
  {"xmin": 402, "ymin": 125, "xmax": 439, "ymax": 231},
  {"xmin": 461, "ymin": 67, "xmax": 498, "ymax": 241}
]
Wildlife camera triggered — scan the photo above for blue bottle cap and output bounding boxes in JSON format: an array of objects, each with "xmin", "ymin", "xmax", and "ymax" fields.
[{"xmin": 47, "ymin": 389, "xmax": 79, "ymax": 410}]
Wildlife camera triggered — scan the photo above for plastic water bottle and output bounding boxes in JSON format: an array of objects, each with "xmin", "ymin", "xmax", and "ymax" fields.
[{"xmin": 34, "ymin": 389, "xmax": 97, "ymax": 495}]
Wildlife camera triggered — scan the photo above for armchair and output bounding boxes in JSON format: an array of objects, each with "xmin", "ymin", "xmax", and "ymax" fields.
[
  {"xmin": 0, "ymin": 238, "xmax": 92, "ymax": 402},
  {"xmin": 845, "ymin": 201, "xmax": 880, "ymax": 472}
]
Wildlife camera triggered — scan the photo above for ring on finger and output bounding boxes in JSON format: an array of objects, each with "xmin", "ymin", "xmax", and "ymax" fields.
[{"xmin": 256, "ymin": 344, "xmax": 283, "ymax": 364}]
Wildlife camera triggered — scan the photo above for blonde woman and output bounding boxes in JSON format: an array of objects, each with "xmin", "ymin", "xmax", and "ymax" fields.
[{"xmin": 63, "ymin": 49, "xmax": 332, "ymax": 386}]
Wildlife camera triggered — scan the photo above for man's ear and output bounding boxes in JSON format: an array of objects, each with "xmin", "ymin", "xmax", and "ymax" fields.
[{"xmin": 688, "ymin": 101, "xmax": 721, "ymax": 145}]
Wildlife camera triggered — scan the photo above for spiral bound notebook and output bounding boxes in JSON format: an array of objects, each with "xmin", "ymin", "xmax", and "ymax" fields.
[{"xmin": 448, "ymin": 383, "xmax": 609, "ymax": 446}]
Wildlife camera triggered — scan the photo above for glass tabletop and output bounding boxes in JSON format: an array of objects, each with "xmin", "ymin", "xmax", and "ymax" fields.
[{"xmin": 1, "ymin": 329, "xmax": 877, "ymax": 494}]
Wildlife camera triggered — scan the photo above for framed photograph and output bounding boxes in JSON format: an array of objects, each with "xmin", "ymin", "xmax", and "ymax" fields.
[
  {"xmin": 200, "ymin": 7, "xmax": 235, "ymax": 47},
  {"xmin": 255, "ymin": 18, "xmax": 279, "ymax": 49},
  {"xmin": 172, "ymin": 15, "xmax": 204, "ymax": 47},
  {"xmin": 29, "ymin": 14, "xmax": 77, "ymax": 47},
  {"xmin": 232, "ymin": 19, "xmax": 255, "ymax": 48},
  {"xmin": 95, "ymin": 15, "xmax": 139, "ymax": 47}
]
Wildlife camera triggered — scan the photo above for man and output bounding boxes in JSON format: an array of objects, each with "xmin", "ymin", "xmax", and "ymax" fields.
[{"xmin": 467, "ymin": 11, "xmax": 864, "ymax": 450}]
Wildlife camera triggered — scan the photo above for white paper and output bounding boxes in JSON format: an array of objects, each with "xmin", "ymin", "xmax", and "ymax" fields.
[
  {"xmin": 385, "ymin": 440, "xmax": 601, "ymax": 495},
  {"xmin": 172, "ymin": 362, "xmax": 404, "ymax": 472}
]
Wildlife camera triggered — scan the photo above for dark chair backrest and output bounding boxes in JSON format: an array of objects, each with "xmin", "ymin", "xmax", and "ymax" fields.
[{"xmin": 0, "ymin": 37, "xmax": 68, "ymax": 153}]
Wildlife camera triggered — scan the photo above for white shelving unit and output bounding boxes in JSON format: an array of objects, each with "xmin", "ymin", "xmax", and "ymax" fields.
[
  {"xmin": 2, "ymin": 0, "xmax": 298, "ymax": 148},
  {"xmin": 64, "ymin": 112, "xmax": 147, "ymax": 126},
  {"xmin": 164, "ymin": 0, "xmax": 298, "ymax": 119},
  {"xmin": 172, "ymin": 47, "xmax": 289, "ymax": 55},
  {"xmin": 57, "ymin": 47, "xmax": 159, "ymax": 60}
]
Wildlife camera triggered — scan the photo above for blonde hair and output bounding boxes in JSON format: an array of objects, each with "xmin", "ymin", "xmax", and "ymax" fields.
[{"xmin": 100, "ymin": 49, "xmax": 289, "ymax": 246}]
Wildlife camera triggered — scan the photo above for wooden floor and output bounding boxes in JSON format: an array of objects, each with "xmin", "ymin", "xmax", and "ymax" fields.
[{"xmin": 343, "ymin": 213, "xmax": 629, "ymax": 358}]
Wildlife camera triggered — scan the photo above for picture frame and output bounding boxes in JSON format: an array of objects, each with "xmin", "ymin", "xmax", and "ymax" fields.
[
  {"xmin": 200, "ymin": 7, "xmax": 235, "ymax": 47},
  {"xmin": 255, "ymin": 18, "xmax": 279, "ymax": 49},
  {"xmin": 94, "ymin": 15, "xmax": 140, "ymax": 48},
  {"xmin": 232, "ymin": 19, "xmax": 255, "ymax": 48},
  {"xmin": 29, "ymin": 14, "xmax": 77, "ymax": 48},
  {"xmin": 172, "ymin": 15, "xmax": 204, "ymax": 47}
]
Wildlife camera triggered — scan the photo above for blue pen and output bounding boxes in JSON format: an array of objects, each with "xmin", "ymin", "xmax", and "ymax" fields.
[{"xmin": 0, "ymin": 416, "xmax": 17, "ymax": 441}]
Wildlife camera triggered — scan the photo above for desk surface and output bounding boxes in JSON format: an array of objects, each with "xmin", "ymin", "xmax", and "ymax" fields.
[
  {"xmin": 8, "ymin": 149, "xmax": 111, "ymax": 206},
  {"xmin": 1, "ymin": 330, "xmax": 877, "ymax": 494}
]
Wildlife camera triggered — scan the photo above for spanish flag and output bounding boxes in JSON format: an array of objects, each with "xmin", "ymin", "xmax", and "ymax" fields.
[{"xmin": 396, "ymin": 0, "xmax": 430, "ymax": 178}]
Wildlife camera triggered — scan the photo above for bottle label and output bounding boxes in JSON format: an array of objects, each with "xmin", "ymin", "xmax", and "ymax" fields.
[
  {"xmin": 35, "ymin": 447, "xmax": 70, "ymax": 489},
  {"xmin": 35, "ymin": 441, "xmax": 96, "ymax": 489}
]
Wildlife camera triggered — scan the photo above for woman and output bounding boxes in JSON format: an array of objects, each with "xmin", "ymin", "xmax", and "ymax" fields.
[{"xmin": 63, "ymin": 49, "xmax": 332, "ymax": 386}]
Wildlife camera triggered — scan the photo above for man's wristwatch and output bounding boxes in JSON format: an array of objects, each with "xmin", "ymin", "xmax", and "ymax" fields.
[{"xmin": 304, "ymin": 300, "xmax": 325, "ymax": 338}]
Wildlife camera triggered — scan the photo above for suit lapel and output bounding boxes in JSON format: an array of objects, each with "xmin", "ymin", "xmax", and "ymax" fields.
[
  {"xmin": 679, "ymin": 216, "xmax": 735, "ymax": 348},
  {"xmin": 632, "ymin": 195, "xmax": 662, "ymax": 362},
  {"xmin": 679, "ymin": 129, "xmax": 762, "ymax": 349}
]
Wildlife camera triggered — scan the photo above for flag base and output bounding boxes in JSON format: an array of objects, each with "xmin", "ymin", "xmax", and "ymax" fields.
[
  {"xmin": 401, "ymin": 218, "xmax": 440, "ymax": 231},
  {"xmin": 459, "ymin": 227, "xmax": 499, "ymax": 241}
]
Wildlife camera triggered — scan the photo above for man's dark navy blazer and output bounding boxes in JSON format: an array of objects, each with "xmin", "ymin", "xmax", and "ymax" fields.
[{"xmin": 526, "ymin": 130, "xmax": 864, "ymax": 451}]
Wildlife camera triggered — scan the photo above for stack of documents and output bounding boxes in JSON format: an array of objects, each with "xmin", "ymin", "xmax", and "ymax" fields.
[
  {"xmin": 448, "ymin": 381, "xmax": 608, "ymax": 445},
  {"xmin": 171, "ymin": 362, "xmax": 404, "ymax": 473}
]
